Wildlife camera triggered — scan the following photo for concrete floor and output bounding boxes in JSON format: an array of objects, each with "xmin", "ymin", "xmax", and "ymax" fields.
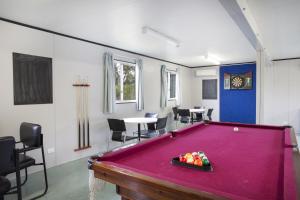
[{"xmin": 5, "ymin": 158, "xmax": 120, "ymax": 200}]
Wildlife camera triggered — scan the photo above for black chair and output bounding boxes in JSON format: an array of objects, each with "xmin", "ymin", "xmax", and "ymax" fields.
[
  {"xmin": 194, "ymin": 113, "xmax": 203, "ymax": 122},
  {"xmin": 141, "ymin": 117, "xmax": 168, "ymax": 138},
  {"xmin": 0, "ymin": 122, "xmax": 48, "ymax": 200},
  {"xmin": 172, "ymin": 107, "xmax": 179, "ymax": 127},
  {"xmin": 0, "ymin": 176, "xmax": 11, "ymax": 200},
  {"xmin": 192, "ymin": 106, "xmax": 203, "ymax": 122},
  {"xmin": 207, "ymin": 108, "xmax": 214, "ymax": 121},
  {"xmin": 177, "ymin": 109, "xmax": 190, "ymax": 124},
  {"xmin": 172, "ymin": 107, "xmax": 179, "ymax": 121},
  {"xmin": 107, "ymin": 119, "xmax": 138, "ymax": 150},
  {"xmin": 144, "ymin": 112, "xmax": 158, "ymax": 131},
  {"xmin": 156, "ymin": 117, "xmax": 168, "ymax": 135}
]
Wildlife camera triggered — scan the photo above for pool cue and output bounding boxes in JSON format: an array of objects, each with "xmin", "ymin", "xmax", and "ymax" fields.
[
  {"xmin": 76, "ymin": 78, "xmax": 81, "ymax": 149},
  {"xmin": 86, "ymin": 78, "xmax": 90, "ymax": 147},
  {"xmin": 81, "ymin": 79, "xmax": 86, "ymax": 147}
]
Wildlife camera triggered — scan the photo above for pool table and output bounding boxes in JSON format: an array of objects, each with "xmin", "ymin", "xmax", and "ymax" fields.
[{"xmin": 89, "ymin": 121, "xmax": 300, "ymax": 200}]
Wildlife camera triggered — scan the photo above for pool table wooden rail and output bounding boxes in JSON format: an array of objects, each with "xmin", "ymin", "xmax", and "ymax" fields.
[{"xmin": 92, "ymin": 161, "xmax": 228, "ymax": 200}]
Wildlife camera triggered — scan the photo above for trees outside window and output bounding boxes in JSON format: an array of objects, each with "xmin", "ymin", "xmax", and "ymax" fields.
[
  {"xmin": 114, "ymin": 61, "xmax": 137, "ymax": 102},
  {"xmin": 168, "ymin": 72, "xmax": 177, "ymax": 100}
]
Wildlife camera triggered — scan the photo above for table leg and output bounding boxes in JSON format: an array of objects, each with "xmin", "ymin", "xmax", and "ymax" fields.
[
  {"xmin": 138, "ymin": 123, "xmax": 141, "ymax": 141},
  {"xmin": 89, "ymin": 169, "xmax": 96, "ymax": 200}
]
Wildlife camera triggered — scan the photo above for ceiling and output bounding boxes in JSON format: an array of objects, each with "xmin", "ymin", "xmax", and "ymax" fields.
[
  {"xmin": 0, "ymin": 0, "xmax": 298, "ymax": 67},
  {"xmin": 247, "ymin": 0, "xmax": 300, "ymax": 60}
]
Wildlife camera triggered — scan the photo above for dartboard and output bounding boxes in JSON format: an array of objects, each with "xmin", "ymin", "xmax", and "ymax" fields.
[{"xmin": 231, "ymin": 76, "xmax": 244, "ymax": 88}]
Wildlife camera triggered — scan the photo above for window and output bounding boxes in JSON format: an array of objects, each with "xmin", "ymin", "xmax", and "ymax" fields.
[
  {"xmin": 167, "ymin": 72, "xmax": 177, "ymax": 100},
  {"xmin": 114, "ymin": 60, "xmax": 137, "ymax": 103}
]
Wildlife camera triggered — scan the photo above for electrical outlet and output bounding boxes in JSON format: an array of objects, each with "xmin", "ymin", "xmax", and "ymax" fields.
[{"xmin": 47, "ymin": 147, "xmax": 55, "ymax": 154}]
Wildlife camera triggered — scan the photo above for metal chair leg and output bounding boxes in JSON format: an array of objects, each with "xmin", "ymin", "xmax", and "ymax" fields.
[
  {"xmin": 9, "ymin": 167, "xmax": 28, "ymax": 191},
  {"xmin": 15, "ymin": 152, "xmax": 22, "ymax": 200},
  {"xmin": 28, "ymin": 147, "xmax": 48, "ymax": 200},
  {"xmin": 21, "ymin": 168, "xmax": 28, "ymax": 186}
]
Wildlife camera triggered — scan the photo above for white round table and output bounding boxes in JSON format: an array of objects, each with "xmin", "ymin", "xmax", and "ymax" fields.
[
  {"xmin": 189, "ymin": 108, "xmax": 205, "ymax": 123},
  {"xmin": 189, "ymin": 108, "xmax": 205, "ymax": 113},
  {"xmin": 123, "ymin": 117, "xmax": 157, "ymax": 141}
]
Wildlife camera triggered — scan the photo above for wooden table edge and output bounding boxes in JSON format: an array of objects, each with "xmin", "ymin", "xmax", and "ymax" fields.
[{"xmin": 92, "ymin": 161, "xmax": 229, "ymax": 200}]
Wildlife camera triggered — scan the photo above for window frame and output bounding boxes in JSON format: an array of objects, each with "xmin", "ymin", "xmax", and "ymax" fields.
[
  {"xmin": 114, "ymin": 60, "xmax": 138, "ymax": 104},
  {"xmin": 167, "ymin": 71, "xmax": 178, "ymax": 101}
]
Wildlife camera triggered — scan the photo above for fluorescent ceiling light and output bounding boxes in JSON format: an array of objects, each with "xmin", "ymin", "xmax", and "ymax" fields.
[
  {"xmin": 142, "ymin": 26, "xmax": 180, "ymax": 47},
  {"xmin": 201, "ymin": 53, "xmax": 221, "ymax": 65}
]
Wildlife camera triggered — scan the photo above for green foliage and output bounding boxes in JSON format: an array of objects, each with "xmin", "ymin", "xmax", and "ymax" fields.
[{"xmin": 114, "ymin": 62, "xmax": 136, "ymax": 101}]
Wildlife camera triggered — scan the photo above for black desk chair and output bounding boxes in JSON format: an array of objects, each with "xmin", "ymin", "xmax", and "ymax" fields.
[
  {"xmin": 107, "ymin": 119, "xmax": 138, "ymax": 150},
  {"xmin": 0, "ymin": 123, "xmax": 48, "ymax": 200},
  {"xmin": 194, "ymin": 113, "xmax": 203, "ymax": 122},
  {"xmin": 156, "ymin": 116, "xmax": 168, "ymax": 135},
  {"xmin": 207, "ymin": 108, "xmax": 214, "ymax": 121},
  {"xmin": 172, "ymin": 107, "xmax": 179, "ymax": 127},
  {"xmin": 178, "ymin": 109, "xmax": 191, "ymax": 124},
  {"xmin": 172, "ymin": 107, "xmax": 179, "ymax": 121},
  {"xmin": 193, "ymin": 106, "xmax": 203, "ymax": 122},
  {"xmin": 0, "ymin": 176, "xmax": 11, "ymax": 200},
  {"xmin": 144, "ymin": 112, "xmax": 158, "ymax": 130},
  {"xmin": 141, "ymin": 117, "xmax": 168, "ymax": 138}
]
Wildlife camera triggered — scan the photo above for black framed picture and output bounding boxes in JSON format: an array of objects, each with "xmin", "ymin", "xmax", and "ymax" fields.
[
  {"xmin": 230, "ymin": 71, "xmax": 252, "ymax": 90},
  {"xmin": 202, "ymin": 79, "xmax": 217, "ymax": 99},
  {"xmin": 224, "ymin": 71, "xmax": 253, "ymax": 90},
  {"xmin": 13, "ymin": 53, "xmax": 53, "ymax": 105}
]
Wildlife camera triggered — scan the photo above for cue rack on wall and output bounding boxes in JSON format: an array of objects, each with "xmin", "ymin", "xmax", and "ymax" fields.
[{"xmin": 73, "ymin": 76, "xmax": 91, "ymax": 151}]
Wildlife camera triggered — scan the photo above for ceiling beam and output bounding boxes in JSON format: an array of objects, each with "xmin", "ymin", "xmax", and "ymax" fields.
[{"xmin": 218, "ymin": 0, "xmax": 271, "ymax": 61}]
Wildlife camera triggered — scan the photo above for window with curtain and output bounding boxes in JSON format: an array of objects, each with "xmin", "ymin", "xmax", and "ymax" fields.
[
  {"xmin": 114, "ymin": 60, "xmax": 137, "ymax": 103},
  {"xmin": 167, "ymin": 72, "xmax": 177, "ymax": 100}
]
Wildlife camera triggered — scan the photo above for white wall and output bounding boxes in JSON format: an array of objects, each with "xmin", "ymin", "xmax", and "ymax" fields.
[
  {"xmin": 0, "ymin": 21, "xmax": 193, "ymax": 170},
  {"xmin": 190, "ymin": 67, "xmax": 220, "ymax": 121},
  {"xmin": 190, "ymin": 60, "xmax": 300, "ymax": 135},
  {"xmin": 262, "ymin": 59, "xmax": 300, "ymax": 134}
]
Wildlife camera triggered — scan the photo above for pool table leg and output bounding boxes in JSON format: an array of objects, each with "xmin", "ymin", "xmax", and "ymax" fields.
[
  {"xmin": 117, "ymin": 185, "xmax": 131, "ymax": 200},
  {"xmin": 88, "ymin": 169, "xmax": 96, "ymax": 200}
]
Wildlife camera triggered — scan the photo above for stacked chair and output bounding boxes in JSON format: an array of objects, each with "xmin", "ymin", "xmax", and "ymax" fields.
[
  {"xmin": 0, "ymin": 122, "xmax": 48, "ymax": 200},
  {"xmin": 172, "ymin": 107, "xmax": 179, "ymax": 127},
  {"xmin": 193, "ymin": 106, "xmax": 203, "ymax": 122},
  {"xmin": 206, "ymin": 108, "xmax": 214, "ymax": 121},
  {"xmin": 177, "ymin": 109, "xmax": 191, "ymax": 124},
  {"xmin": 144, "ymin": 112, "xmax": 158, "ymax": 131},
  {"xmin": 140, "ymin": 117, "xmax": 168, "ymax": 138}
]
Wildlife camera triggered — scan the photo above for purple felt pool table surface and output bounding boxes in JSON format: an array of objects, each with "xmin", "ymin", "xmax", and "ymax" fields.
[{"xmin": 94, "ymin": 121, "xmax": 299, "ymax": 200}]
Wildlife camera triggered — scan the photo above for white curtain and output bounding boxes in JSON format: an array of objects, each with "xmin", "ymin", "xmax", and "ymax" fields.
[
  {"xmin": 160, "ymin": 65, "xmax": 168, "ymax": 108},
  {"xmin": 103, "ymin": 52, "xmax": 115, "ymax": 113},
  {"xmin": 175, "ymin": 68, "xmax": 181, "ymax": 106},
  {"xmin": 136, "ymin": 58, "xmax": 144, "ymax": 111}
]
